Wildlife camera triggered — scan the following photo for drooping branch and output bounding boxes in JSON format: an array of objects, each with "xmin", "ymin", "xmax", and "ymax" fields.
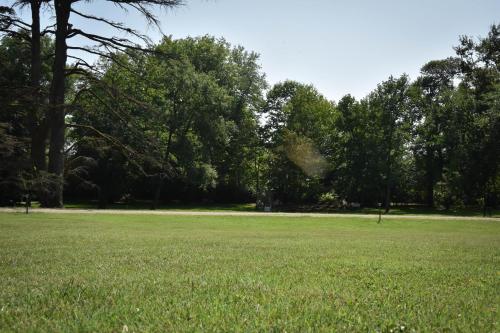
[
  {"xmin": 70, "ymin": 8, "xmax": 152, "ymax": 45},
  {"xmin": 67, "ymin": 55, "xmax": 96, "ymax": 72},
  {"xmin": 0, "ymin": 10, "xmax": 31, "ymax": 41},
  {"xmin": 77, "ymin": 79, "xmax": 165, "ymax": 154},
  {"xmin": 40, "ymin": 23, "xmax": 56, "ymax": 36},
  {"xmin": 67, "ymin": 123, "xmax": 153, "ymax": 177},
  {"xmin": 67, "ymin": 28, "xmax": 154, "ymax": 60},
  {"xmin": 66, "ymin": 46, "xmax": 145, "ymax": 77},
  {"xmin": 108, "ymin": 0, "xmax": 184, "ymax": 28},
  {"xmin": 67, "ymin": 75, "xmax": 165, "ymax": 169},
  {"xmin": 0, "ymin": 10, "xmax": 31, "ymax": 28}
]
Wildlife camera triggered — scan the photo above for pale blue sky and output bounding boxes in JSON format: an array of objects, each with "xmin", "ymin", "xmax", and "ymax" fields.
[{"xmin": 6, "ymin": 0, "xmax": 500, "ymax": 101}]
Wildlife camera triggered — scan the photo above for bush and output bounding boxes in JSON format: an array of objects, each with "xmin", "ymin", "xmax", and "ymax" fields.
[
  {"xmin": 318, "ymin": 191, "xmax": 340, "ymax": 206},
  {"xmin": 434, "ymin": 170, "xmax": 464, "ymax": 209}
]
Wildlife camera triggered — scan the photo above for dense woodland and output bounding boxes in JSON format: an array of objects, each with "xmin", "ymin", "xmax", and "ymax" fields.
[{"xmin": 0, "ymin": 2, "xmax": 499, "ymax": 212}]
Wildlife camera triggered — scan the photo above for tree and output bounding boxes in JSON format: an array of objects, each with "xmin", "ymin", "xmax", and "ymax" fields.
[
  {"xmin": 260, "ymin": 81, "xmax": 335, "ymax": 204},
  {"xmin": 367, "ymin": 75, "xmax": 412, "ymax": 212},
  {"xmin": 1, "ymin": 2, "xmax": 52, "ymax": 184},
  {"xmin": 410, "ymin": 58, "xmax": 460, "ymax": 207},
  {"xmin": 453, "ymin": 24, "xmax": 500, "ymax": 211},
  {"xmin": 333, "ymin": 95, "xmax": 381, "ymax": 205},
  {"xmin": 0, "ymin": 28, "xmax": 57, "ymax": 203},
  {"xmin": 68, "ymin": 36, "xmax": 267, "ymax": 208},
  {"xmin": 18, "ymin": 0, "xmax": 184, "ymax": 207}
]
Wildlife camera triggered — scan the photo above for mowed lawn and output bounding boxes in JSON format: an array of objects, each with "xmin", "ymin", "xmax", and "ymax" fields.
[{"xmin": 0, "ymin": 213, "xmax": 498, "ymax": 332}]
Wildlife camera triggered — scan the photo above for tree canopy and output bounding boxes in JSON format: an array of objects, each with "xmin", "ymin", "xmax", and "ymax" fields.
[{"xmin": 0, "ymin": 4, "xmax": 499, "ymax": 213}]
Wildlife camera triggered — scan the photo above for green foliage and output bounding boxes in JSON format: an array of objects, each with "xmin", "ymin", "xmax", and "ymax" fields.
[
  {"xmin": 260, "ymin": 81, "xmax": 335, "ymax": 203},
  {"xmin": 333, "ymin": 95, "xmax": 381, "ymax": 204},
  {"xmin": 69, "ymin": 36, "xmax": 266, "ymax": 205},
  {"xmin": 1, "ymin": 23, "xmax": 499, "ymax": 209},
  {"xmin": 434, "ymin": 170, "xmax": 465, "ymax": 209},
  {"xmin": 0, "ymin": 123, "xmax": 29, "ymax": 203},
  {"xmin": 317, "ymin": 191, "xmax": 340, "ymax": 205},
  {"xmin": 0, "ymin": 34, "xmax": 54, "ymax": 204}
]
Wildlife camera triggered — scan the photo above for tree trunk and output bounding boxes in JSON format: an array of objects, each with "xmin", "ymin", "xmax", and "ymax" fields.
[
  {"xmin": 28, "ymin": 0, "xmax": 48, "ymax": 172},
  {"xmin": 151, "ymin": 116, "xmax": 174, "ymax": 210},
  {"xmin": 483, "ymin": 191, "xmax": 490, "ymax": 217},
  {"xmin": 384, "ymin": 181, "xmax": 391, "ymax": 213},
  {"xmin": 384, "ymin": 138, "xmax": 393, "ymax": 214},
  {"xmin": 425, "ymin": 149, "xmax": 434, "ymax": 208},
  {"xmin": 31, "ymin": 124, "xmax": 48, "ymax": 171},
  {"xmin": 98, "ymin": 188, "xmax": 108, "ymax": 209},
  {"xmin": 151, "ymin": 174, "xmax": 163, "ymax": 210},
  {"xmin": 46, "ymin": 0, "xmax": 71, "ymax": 207}
]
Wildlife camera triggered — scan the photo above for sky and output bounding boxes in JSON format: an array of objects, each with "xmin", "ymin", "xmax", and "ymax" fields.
[{"xmin": 6, "ymin": 0, "xmax": 500, "ymax": 101}]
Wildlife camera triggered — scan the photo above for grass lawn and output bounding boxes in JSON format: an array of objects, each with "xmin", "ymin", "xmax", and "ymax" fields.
[{"xmin": 0, "ymin": 213, "xmax": 498, "ymax": 332}]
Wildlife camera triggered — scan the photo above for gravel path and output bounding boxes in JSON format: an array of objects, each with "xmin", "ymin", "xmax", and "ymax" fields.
[{"xmin": 0, "ymin": 207, "xmax": 497, "ymax": 221}]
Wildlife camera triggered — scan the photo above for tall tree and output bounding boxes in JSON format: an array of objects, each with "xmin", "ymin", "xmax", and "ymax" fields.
[
  {"xmin": 1, "ymin": 2, "xmax": 50, "ymax": 175},
  {"xmin": 0, "ymin": 24, "xmax": 54, "ymax": 204},
  {"xmin": 410, "ymin": 58, "xmax": 459, "ymax": 207},
  {"xmin": 27, "ymin": 0, "xmax": 49, "ymax": 173},
  {"xmin": 334, "ymin": 95, "xmax": 381, "ymax": 205},
  {"xmin": 260, "ymin": 81, "xmax": 335, "ymax": 204},
  {"xmin": 454, "ymin": 24, "xmax": 500, "ymax": 212},
  {"xmin": 367, "ymin": 75, "xmax": 412, "ymax": 212},
  {"xmin": 41, "ymin": 0, "xmax": 184, "ymax": 207}
]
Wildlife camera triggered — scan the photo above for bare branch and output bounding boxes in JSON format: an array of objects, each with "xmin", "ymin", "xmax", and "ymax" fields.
[
  {"xmin": 70, "ymin": 8, "xmax": 152, "ymax": 45},
  {"xmin": 67, "ymin": 46, "xmax": 144, "ymax": 77},
  {"xmin": 108, "ymin": 0, "xmax": 184, "ymax": 28}
]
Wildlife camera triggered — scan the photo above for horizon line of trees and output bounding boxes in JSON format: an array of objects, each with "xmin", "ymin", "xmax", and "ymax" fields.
[{"xmin": 0, "ymin": 3, "xmax": 498, "ymax": 212}]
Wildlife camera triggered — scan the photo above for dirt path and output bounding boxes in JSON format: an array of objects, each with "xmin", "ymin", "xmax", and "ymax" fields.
[{"xmin": 0, "ymin": 207, "xmax": 497, "ymax": 221}]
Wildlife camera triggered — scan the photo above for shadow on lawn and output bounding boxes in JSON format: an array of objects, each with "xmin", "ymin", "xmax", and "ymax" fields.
[{"xmin": 19, "ymin": 200, "xmax": 499, "ymax": 217}]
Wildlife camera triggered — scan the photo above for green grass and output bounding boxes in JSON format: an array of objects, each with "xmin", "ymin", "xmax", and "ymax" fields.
[{"xmin": 0, "ymin": 213, "xmax": 498, "ymax": 332}]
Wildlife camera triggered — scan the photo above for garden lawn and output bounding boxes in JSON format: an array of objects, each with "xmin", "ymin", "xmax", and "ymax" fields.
[{"xmin": 0, "ymin": 212, "xmax": 498, "ymax": 332}]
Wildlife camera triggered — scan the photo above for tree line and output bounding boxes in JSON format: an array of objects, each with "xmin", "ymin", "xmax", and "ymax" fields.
[{"xmin": 0, "ymin": 3, "xmax": 498, "ymax": 211}]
